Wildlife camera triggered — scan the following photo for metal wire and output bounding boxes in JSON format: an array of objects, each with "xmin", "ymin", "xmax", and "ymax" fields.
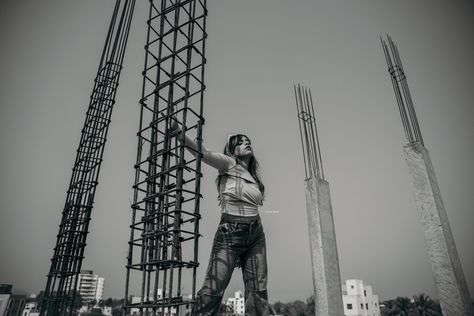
[
  {"xmin": 381, "ymin": 35, "xmax": 424, "ymax": 146},
  {"xmin": 294, "ymin": 84, "xmax": 325, "ymax": 180},
  {"xmin": 123, "ymin": 1, "xmax": 207, "ymax": 315},
  {"xmin": 40, "ymin": 1, "xmax": 136, "ymax": 315}
]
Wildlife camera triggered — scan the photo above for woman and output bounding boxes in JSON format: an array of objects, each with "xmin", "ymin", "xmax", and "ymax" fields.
[{"xmin": 173, "ymin": 125, "xmax": 269, "ymax": 316}]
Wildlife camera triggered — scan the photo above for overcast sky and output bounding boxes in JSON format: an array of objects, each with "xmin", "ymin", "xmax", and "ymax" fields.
[{"xmin": 1, "ymin": 0, "xmax": 473, "ymax": 304}]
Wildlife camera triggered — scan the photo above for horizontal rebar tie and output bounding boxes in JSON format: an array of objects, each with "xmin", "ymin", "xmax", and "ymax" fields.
[
  {"xmin": 127, "ymin": 259, "xmax": 199, "ymax": 269},
  {"xmin": 124, "ymin": 298, "xmax": 196, "ymax": 310}
]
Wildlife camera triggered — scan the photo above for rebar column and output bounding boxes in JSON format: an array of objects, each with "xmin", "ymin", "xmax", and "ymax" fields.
[
  {"xmin": 294, "ymin": 84, "xmax": 344, "ymax": 316},
  {"xmin": 40, "ymin": 1, "xmax": 136, "ymax": 315},
  {"xmin": 123, "ymin": 1, "xmax": 207, "ymax": 315},
  {"xmin": 381, "ymin": 35, "xmax": 474, "ymax": 316}
]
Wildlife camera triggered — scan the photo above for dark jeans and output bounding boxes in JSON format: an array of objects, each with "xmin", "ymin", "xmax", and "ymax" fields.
[{"xmin": 192, "ymin": 213, "xmax": 269, "ymax": 316}]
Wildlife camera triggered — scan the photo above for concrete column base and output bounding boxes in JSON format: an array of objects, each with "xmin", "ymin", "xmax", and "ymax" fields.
[
  {"xmin": 305, "ymin": 177, "xmax": 344, "ymax": 316},
  {"xmin": 404, "ymin": 142, "xmax": 473, "ymax": 316}
]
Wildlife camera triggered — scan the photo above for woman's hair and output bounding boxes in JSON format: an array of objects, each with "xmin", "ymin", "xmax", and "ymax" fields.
[{"xmin": 217, "ymin": 134, "xmax": 265, "ymax": 197}]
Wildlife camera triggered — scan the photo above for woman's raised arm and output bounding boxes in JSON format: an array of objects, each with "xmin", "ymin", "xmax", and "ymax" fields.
[{"xmin": 171, "ymin": 123, "xmax": 234, "ymax": 171}]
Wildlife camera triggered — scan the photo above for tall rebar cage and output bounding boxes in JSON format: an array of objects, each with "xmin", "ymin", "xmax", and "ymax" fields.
[
  {"xmin": 40, "ymin": 1, "xmax": 136, "ymax": 315},
  {"xmin": 123, "ymin": 0, "xmax": 207, "ymax": 315}
]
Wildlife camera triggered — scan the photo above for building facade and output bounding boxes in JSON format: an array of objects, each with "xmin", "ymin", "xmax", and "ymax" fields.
[
  {"xmin": 76, "ymin": 270, "xmax": 105, "ymax": 303},
  {"xmin": 0, "ymin": 285, "xmax": 27, "ymax": 316},
  {"xmin": 0, "ymin": 294, "xmax": 9, "ymax": 316},
  {"xmin": 22, "ymin": 302, "xmax": 39, "ymax": 316},
  {"xmin": 342, "ymin": 280, "xmax": 380, "ymax": 316},
  {"xmin": 226, "ymin": 291, "xmax": 245, "ymax": 316},
  {"xmin": 0, "ymin": 285, "xmax": 12, "ymax": 316}
]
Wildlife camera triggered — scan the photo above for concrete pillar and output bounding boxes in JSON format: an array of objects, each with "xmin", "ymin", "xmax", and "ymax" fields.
[
  {"xmin": 404, "ymin": 142, "xmax": 474, "ymax": 316},
  {"xmin": 305, "ymin": 177, "xmax": 344, "ymax": 316}
]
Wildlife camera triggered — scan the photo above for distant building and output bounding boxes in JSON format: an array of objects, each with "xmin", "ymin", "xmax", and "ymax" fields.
[
  {"xmin": 342, "ymin": 279, "xmax": 380, "ymax": 316},
  {"xmin": 0, "ymin": 284, "xmax": 27, "ymax": 316},
  {"xmin": 226, "ymin": 291, "xmax": 245, "ymax": 316},
  {"xmin": 22, "ymin": 302, "xmax": 38, "ymax": 316},
  {"xmin": 0, "ymin": 285, "xmax": 13, "ymax": 316},
  {"xmin": 0, "ymin": 295, "xmax": 9, "ymax": 316},
  {"xmin": 76, "ymin": 270, "xmax": 105, "ymax": 303}
]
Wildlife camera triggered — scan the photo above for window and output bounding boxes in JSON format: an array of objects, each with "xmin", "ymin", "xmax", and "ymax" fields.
[
  {"xmin": 361, "ymin": 304, "xmax": 364, "ymax": 309},
  {"xmin": 366, "ymin": 303, "xmax": 368, "ymax": 309},
  {"xmin": 364, "ymin": 290, "xmax": 367, "ymax": 296},
  {"xmin": 347, "ymin": 304, "xmax": 353, "ymax": 310},
  {"xmin": 351, "ymin": 285, "xmax": 354, "ymax": 289},
  {"xmin": 375, "ymin": 302, "xmax": 378, "ymax": 307}
]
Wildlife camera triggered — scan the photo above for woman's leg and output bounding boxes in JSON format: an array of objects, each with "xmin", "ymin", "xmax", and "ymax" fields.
[
  {"xmin": 193, "ymin": 229, "xmax": 239, "ymax": 315},
  {"xmin": 241, "ymin": 225, "xmax": 270, "ymax": 316}
]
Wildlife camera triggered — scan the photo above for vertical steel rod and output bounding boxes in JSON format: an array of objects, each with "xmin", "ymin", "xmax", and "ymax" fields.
[
  {"xmin": 381, "ymin": 35, "xmax": 424, "ymax": 146},
  {"xmin": 294, "ymin": 84, "xmax": 325, "ymax": 180}
]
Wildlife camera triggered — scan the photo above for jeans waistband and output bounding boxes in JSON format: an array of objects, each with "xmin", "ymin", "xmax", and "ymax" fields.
[{"xmin": 220, "ymin": 213, "xmax": 260, "ymax": 225}]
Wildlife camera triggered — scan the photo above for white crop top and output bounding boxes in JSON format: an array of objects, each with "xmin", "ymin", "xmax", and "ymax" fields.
[
  {"xmin": 217, "ymin": 162, "xmax": 263, "ymax": 217},
  {"xmin": 182, "ymin": 135, "xmax": 263, "ymax": 216}
]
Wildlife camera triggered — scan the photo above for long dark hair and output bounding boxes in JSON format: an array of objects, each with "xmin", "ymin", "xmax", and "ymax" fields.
[{"xmin": 217, "ymin": 134, "xmax": 265, "ymax": 197}]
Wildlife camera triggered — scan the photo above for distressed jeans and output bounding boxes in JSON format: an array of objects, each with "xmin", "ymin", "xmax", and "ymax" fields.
[{"xmin": 192, "ymin": 213, "xmax": 270, "ymax": 316}]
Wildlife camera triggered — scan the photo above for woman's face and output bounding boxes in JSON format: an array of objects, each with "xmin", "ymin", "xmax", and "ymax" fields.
[{"xmin": 232, "ymin": 135, "xmax": 253, "ymax": 158}]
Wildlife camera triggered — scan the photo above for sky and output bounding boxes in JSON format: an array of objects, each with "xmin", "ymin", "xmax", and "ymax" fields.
[{"xmin": 1, "ymin": 0, "xmax": 473, "ymax": 304}]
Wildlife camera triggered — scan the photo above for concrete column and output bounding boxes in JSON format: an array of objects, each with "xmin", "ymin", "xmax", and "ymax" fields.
[
  {"xmin": 404, "ymin": 142, "xmax": 473, "ymax": 316},
  {"xmin": 305, "ymin": 177, "xmax": 344, "ymax": 316}
]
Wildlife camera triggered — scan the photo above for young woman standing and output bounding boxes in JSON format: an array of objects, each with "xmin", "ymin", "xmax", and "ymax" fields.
[{"xmin": 174, "ymin": 129, "xmax": 269, "ymax": 316}]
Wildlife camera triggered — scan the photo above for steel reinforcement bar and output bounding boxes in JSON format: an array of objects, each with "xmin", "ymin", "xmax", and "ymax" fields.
[
  {"xmin": 294, "ymin": 84, "xmax": 325, "ymax": 180},
  {"xmin": 381, "ymin": 35, "xmax": 424, "ymax": 146},
  {"xmin": 41, "ymin": 1, "xmax": 136, "ymax": 315},
  {"xmin": 123, "ymin": 0, "xmax": 207, "ymax": 315}
]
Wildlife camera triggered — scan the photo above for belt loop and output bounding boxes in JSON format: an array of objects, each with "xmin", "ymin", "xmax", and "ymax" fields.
[{"xmin": 253, "ymin": 216, "xmax": 260, "ymax": 227}]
